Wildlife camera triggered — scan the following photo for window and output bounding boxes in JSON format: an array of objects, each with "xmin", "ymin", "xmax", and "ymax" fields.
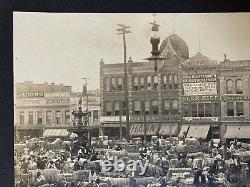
[
  {"xmin": 56, "ymin": 111, "xmax": 61, "ymax": 124},
  {"xmin": 205, "ymin": 103, "xmax": 212, "ymax": 117},
  {"xmin": 114, "ymin": 101, "xmax": 120, "ymax": 116},
  {"xmin": 213, "ymin": 103, "xmax": 219, "ymax": 117},
  {"xmin": 134, "ymin": 100, "xmax": 141, "ymax": 115},
  {"xmin": 111, "ymin": 77, "xmax": 116, "ymax": 91},
  {"xmin": 28, "ymin": 112, "xmax": 33, "ymax": 124},
  {"xmin": 168, "ymin": 74, "xmax": 173, "ymax": 89},
  {"xmin": 105, "ymin": 102, "xmax": 112, "ymax": 116},
  {"xmin": 104, "ymin": 77, "xmax": 110, "ymax": 92},
  {"xmin": 153, "ymin": 75, "xmax": 158, "ymax": 90},
  {"xmin": 173, "ymin": 74, "xmax": 178, "ymax": 89},
  {"xmin": 152, "ymin": 100, "xmax": 159, "ymax": 115},
  {"xmin": 140, "ymin": 76, "xmax": 145, "ymax": 90},
  {"xmin": 133, "ymin": 76, "xmax": 139, "ymax": 91},
  {"xmin": 163, "ymin": 100, "xmax": 170, "ymax": 115},
  {"xmin": 37, "ymin": 111, "xmax": 43, "ymax": 124},
  {"xmin": 121, "ymin": 101, "xmax": 126, "ymax": 115},
  {"xmin": 226, "ymin": 79, "xmax": 233, "ymax": 94},
  {"xmin": 227, "ymin": 102, "xmax": 234, "ymax": 116},
  {"xmin": 198, "ymin": 103, "xmax": 204, "ymax": 117},
  {"xmin": 46, "ymin": 111, "xmax": 53, "ymax": 124},
  {"xmin": 191, "ymin": 103, "xmax": 197, "ymax": 117},
  {"xmin": 162, "ymin": 75, "xmax": 167, "ymax": 90},
  {"xmin": 93, "ymin": 110, "xmax": 99, "ymax": 123},
  {"xmin": 146, "ymin": 75, "xmax": 151, "ymax": 90},
  {"xmin": 65, "ymin": 110, "xmax": 70, "ymax": 123},
  {"xmin": 236, "ymin": 102, "xmax": 244, "ymax": 116},
  {"xmin": 172, "ymin": 100, "xmax": 178, "ymax": 114},
  {"xmin": 144, "ymin": 101, "xmax": 150, "ymax": 115},
  {"xmin": 117, "ymin": 77, "xmax": 123, "ymax": 91},
  {"xmin": 20, "ymin": 112, "xmax": 24, "ymax": 125},
  {"xmin": 236, "ymin": 79, "xmax": 243, "ymax": 94},
  {"xmin": 183, "ymin": 104, "xmax": 189, "ymax": 117}
]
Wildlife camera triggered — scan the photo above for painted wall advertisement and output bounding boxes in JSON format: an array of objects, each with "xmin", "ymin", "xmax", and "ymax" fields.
[{"xmin": 183, "ymin": 74, "xmax": 217, "ymax": 95}]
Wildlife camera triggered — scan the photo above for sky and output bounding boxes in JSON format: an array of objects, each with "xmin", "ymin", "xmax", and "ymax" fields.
[{"xmin": 14, "ymin": 12, "xmax": 250, "ymax": 91}]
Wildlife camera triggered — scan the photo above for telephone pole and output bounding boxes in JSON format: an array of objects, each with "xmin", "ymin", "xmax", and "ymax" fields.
[{"xmin": 117, "ymin": 24, "xmax": 131, "ymax": 141}]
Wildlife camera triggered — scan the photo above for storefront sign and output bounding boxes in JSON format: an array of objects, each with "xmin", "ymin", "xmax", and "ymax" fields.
[
  {"xmin": 181, "ymin": 95, "xmax": 220, "ymax": 102},
  {"xmin": 183, "ymin": 74, "xmax": 217, "ymax": 96},
  {"xmin": 46, "ymin": 98, "xmax": 70, "ymax": 104},
  {"xmin": 130, "ymin": 115, "xmax": 180, "ymax": 122},
  {"xmin": 183, "ymin": 117, "xmax": 219, "ymax": 122},
  {"xmin": 221, "ymin": 95, "xmax": 250, "ymax": 101},
  {"xmin": 15, "ymin": 98, "xmax": 46, "ymax": 106},
  {"xmin": 44, "ymin": 92, "xmax": 70, "ymax": 97},
  {"xmin": 16, "ymin": 92, "xmax": 44, "ymax": 98}
]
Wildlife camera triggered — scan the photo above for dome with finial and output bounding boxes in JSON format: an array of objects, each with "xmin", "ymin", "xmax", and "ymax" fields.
[{"xmin": 159, "ymin": 34, "xmax": 189, "ymax": 60}]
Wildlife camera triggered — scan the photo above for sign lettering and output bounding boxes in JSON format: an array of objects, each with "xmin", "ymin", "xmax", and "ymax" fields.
[{"xmin": 16, "ymin": 92, "xmax": 44, "ymax": 98}]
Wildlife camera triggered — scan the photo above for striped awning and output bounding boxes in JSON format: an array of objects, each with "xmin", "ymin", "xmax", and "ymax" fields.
[
  {"xmin": 130, "ymin": 123, "xmax": 160, "ymax": 136},
  {"xmin": 186, "ymin": 125, "xmax": 210, "ymax": 139},
  {"xmin": 159, "ymin": 123, "xmax": 179, "ymax": 136},
  {"xmin": 224, "ymin": 125, "xmax": 250, "ymax": 139},
  {"xmin": 178, "ymin": 125, "xmax": 190, "ymax": 138},
  {"xmin": 43, "ymin": 129, "xmax": 71, "ymax": 138}
]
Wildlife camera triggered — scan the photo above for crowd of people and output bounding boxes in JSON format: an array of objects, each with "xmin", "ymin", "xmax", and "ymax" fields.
[{"xmin": 14, "ymin": 135, "xmax": 250, "ymax": 187}]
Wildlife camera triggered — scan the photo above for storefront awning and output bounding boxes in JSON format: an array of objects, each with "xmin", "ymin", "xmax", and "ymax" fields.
[
  {"xmin": 224, "ymin": 125, "xmax": 250, "ymax": 139},
  {"xmin": 178, "ymin": 125, "xmax": 190, "ymax": 138},
  {"xmin": 43, "ymin": 129, "xmax": 71, "ymax": 138},
  {"xmin": 130, "ymin": 123, "xmax": 160, "ymax": 136},
  {"xmin": 159, "ymin": 123, "xmax": 178, "ymax": 136},
  {"xmin": 186, "ymin": 125, "xmax": 210, "ymax": 139}
]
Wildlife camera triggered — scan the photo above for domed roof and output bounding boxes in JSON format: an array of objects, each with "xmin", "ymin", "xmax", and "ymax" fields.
[{"xmin": 159, "ymin": 34, "xmax": 189, "ymax": 60}]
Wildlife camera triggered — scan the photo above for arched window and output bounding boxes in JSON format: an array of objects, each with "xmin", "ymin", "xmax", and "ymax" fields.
[
  {"xmin": 146, "ymin": 75, "xmax": 151, "ymax": 90},
  {"xmin": 173, "ymin": 74, "xmax": 178, "ymax": 89},
  {"xmin": 163, "ymin": 100, "xmax": 170, "ymax": 115},
  {"xmin": 162, "ymin": 75, "xmax": 167, "ymax": 90},
  {"xmin": 133, "ymin": 76, "xmax": 139, "ymax": 91},
  {"xmin": 226, "ymin": 79, "xmax": 233, "ymax": 94},
  {"xmin": 152, "ymin": 100, "xmax": 159, "ymax": 115},
  {"xmin": 105, "ymin": 101, "xmax": 112, "ymax": 116},
  {"xmin": 153, "ymin": 75, "xmax": 158, "ymax": 90},
  {"xmin": 172, "ymin": 100, "xmax": 178, "ymax": 114},
  {"xmin": 114, "ymin": 101, "xmax": 120, "ymax": 116},
  {"xmin": 236, "ymin": 79, "xmax": 243, "ymax": 94},
  {"xmin": 111, "ymin": 77, "xmax": 116, "ymax": 91},
  {"xmin": 104, "ymin": 77, "xmax": 110, "ymax": 92},
  {"xmin": 134, "ymin": 100, "xmax": 141, "ymax": 115},
  {"xmin": 140, "ymin": 76, "xmax": 145, "ymax": 91},
  {"xmin": 168, "ymin": 74, "xmax": 173, "ymax": 89},
  {"xmin": 117, "ymin": 77, "xmax": 123, "ymax": 91}
]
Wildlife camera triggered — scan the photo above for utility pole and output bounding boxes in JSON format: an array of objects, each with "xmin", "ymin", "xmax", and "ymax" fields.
[
  {"xmin": 82, "ymin": 77, "xmax": 90, "ymax": 141},
  {"xmin": 117, "ymin": 24, "xmax": 131, "ymax": 141}
]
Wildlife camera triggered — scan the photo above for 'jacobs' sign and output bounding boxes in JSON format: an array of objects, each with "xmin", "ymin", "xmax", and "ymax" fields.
[{"xmin": 16, "ymin": 92, "xmax": 44, "ymax": 98}]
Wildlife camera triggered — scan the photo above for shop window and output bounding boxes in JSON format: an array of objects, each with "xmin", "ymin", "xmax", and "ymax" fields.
[
  {"xmin": 20, "ymin": 111, "xmax": 24, "ymax": 125},
  {"xmin": 168, "ymin": 74, "xmax": 173, "ymax": 89},
  {"xmin": 114, "ymin": 101, "xmax": 120, "ymax": 116},
  {"xmin": 46, "ymin": 111, "xmax": 53, "ymax": 124},
  {"xmin": 111, "ymin": 77, "xmax": 116, "ymax": 91},
  {"xmin": 227, "ymin": 102, "xmax": 234, "ymax": 116},
  {"xmin": 172, "ymin": 100, "xmax": 178, "ymax": 114},
  {"xmin": 65, "ymin": 110, "xmax": 70, "ymax": 123},
  {"xmin": 28, "ymin": 112, "xmax": 33, "ymax": 124},
  {"xmin": 162, "ymin": 75, "xmax": 167, "ymax": 90},
  {"xmin": 173, "ymin": 74, "xmax": 178, "ymax": 89},
  {"xmin": 198, "ymin": 103, "xmax": 205, "ymax": 117},
  {"xmin": 152, "ymin": 100, "xmax": 159, "ymax": 115},
  {"xmin": 236, "ymin": 102, "xmax": 244, "ymax": 116},
  {"xmin": 153, "ymin": 75, "xmax": 158, "ymax": 90},
  {"xmin": 134, "ymin": 100, "xmax": 141, "ymax": 115},
  {"xmin": 140, "ymin": 76, "xmax": 145, "ymax": 91},
  {"xmin": 133, "ymin": 76, "xmax": 139, "ymax": 91},
  {"xmin": 56, "ymin": 111, "xmax": 61, "ymax": 124},
  {"xmin": 163, "ymin": 100, "xmax": 170, "ymax": 115},
  {"xmin": 236, "ymin": 79, "xmax": 243, "ymax": 94},
  {"xmin": 226, "ymin": 79, "xmax": 234, "ymax": 94},
  {"xmin": 191, "ymin": 103, "xmax": 197, "ymax": 117},
  {"xmin": 183, "ymin": 104, "xmax": 189, "ymax": 117},
  {"xmin": 213, "ymin": 103, "xmax": 219, "ymax": 117},
  {"xmin": 146, "ymin": 75, "xmax": 151, "ymax": 90},
  {"xmin": 205, "ymin": 103, "xmax": 212, "ymax": 117},
  {"xmin": 105, "ymin": 102, "xmax": 112, "ymax": 116},
  {"xmin": 117, "ymin": 77, "xmax": 123, "ymax": 91},
  {"xmin": 144, "ymin": 101, "xmax": 150, "ymax": 115},
  {"xmin": 37, "ymin": 111, "xmax": 43, "ymax": 124},
  {"xmin": 104, "ymin": 77, "xmax": 110, "ymax": 92}
]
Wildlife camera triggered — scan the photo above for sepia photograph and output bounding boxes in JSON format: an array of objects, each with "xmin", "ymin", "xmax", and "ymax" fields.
[{"xmin": 13, "ymin": 12, "xmax": 250, "ymax": 187}]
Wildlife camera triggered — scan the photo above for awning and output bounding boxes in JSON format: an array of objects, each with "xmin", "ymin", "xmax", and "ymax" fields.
[
  {"xmin": 43, "ymin": 129, "xmax": 71, "ymax": 138},
  {"xmin": 130, "ymin": 123, "xmax": 160, "ymax": 136},
  {"xmin": 186, "ymin": 125, "xmax": 210, "ymax": 139},
  {"xmin": 159, "ymin": 123, "xmax": 179, "ymax": 136},
  {"xmin": 224, "ymin": 125, "xmax": 250, "ymax": 139},
  {"xmin": 101, "ymin": 123, "xmax": 126, "ymax": 128},
  {"xmin": 178, "ymin": 125, "xmax": 190, "ymax": 138}
]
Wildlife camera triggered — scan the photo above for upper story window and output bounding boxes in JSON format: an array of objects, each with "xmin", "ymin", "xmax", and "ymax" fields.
[
  {"xmin": 183, "ymin": 104, "xmax": 189, "ymax": 117},
  {"xmin": 163, "ymin": 100, "xmax": 170, "ymax": 115},
  {"xmin": 162, "ymin": 75, "xmax": 167, "ymax": 90},
  {"xmin": 236, "ymin": 79, "xmax": 243, "ymax": 94},
  {"xmin": 146, "ymin": 75, "xmax": 151, "ymax": 90},
  {"xmin": 205, "ymin": 103, "xmax": 212, "ymax": 117},
  {"xmin": 117, "ymin": 77, "xmax": 123, "ymax": 91},
  {"xmin": 226, "ymin": 79, "xmax": 234, "ymax": 94},
  {"xmin": 151, "ymin": 100, "xmax": 159, "ymax": 115},
  {"xmin": 144, "ymin": 101, "xmax": 150, "ymax": 115},
  {"xmin": 28, "ymin": 111, "xmax": 33, "ymax": 124},
  {"xmin": 105, "ymin": 101, "xmax": 112, "ymax": 116},
  {"xmin": 173, "ymin": 74, "xmax": 178, "ymax": 89},
  {"xmin": 65, "ymin": 110, "xmax": 70, "ymax": 123},
  {"xmin": 168, "ymin": 74, "xmax": 173, "ymax": 89},
  {"xmin": 227, "ymin": 102, "xmax": 234, "ymax": 116},
  {"xmin": 37, "ymin": 111, "xmax": 43, "ymax": 124},
  {"xmin": 172, "ymin": 100, "xmax": 178, "ymax": 114},
  {"xmin": 198, "ymin": 103, "xmax": 204, "ymax": 117},
  {"xmin": 104, "ymin": 77, "xmax": 110, "ymax": 92},
  {"xmin": 140, "ymin": 76, "xmax": 145, "ymax": 91},
  {"xmin": 111, "ymin": 77, "xmax": 116, "ymax": 91},
  {"xmin": 56, "ymin": 111, "xmax": 61, "ymax": 124},
  {"xmin": 133, "ymin": 76, "xmax": 139, "ymax": 91},
  {"xmin": 236, "ymin": 102, "xmax": 244, "ymax": 116},
  {"xmin": 114, "ymin": 101, "xmax": 120, "ymax": 116},
  {"xmin": 20, "ymin": 111, "xmax": 25, "ymax": 125},
  {"xmin": 46, "ymin": 111, "xmax": 53, "ymax": 124},
  {"xmin": 191, "ymin": 103, "xmax": 197, "ymax": 117},
  {"xmin": 134, "ymin": 100, "xmax": 141, "ymax": 115},
  {"xmin": 153, "ymin": 75, "xmax": 159, "ymax": 90}
]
